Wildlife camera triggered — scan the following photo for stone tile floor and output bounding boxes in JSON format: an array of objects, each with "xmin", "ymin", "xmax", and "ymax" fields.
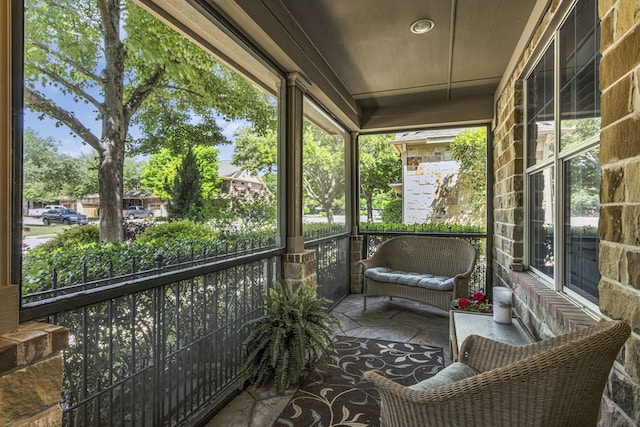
[{"xmin": 205, "ymin": 294, "xmax": 452, "ymax": 427}]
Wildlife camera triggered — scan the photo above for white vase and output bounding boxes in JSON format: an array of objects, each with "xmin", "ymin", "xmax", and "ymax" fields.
[{"xmin": 493, "ymin": 286, "xmax": 513, "ymax": 324}]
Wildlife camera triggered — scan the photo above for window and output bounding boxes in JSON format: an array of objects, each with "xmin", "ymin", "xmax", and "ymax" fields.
[
  {"xmin": 302, "ymin": 97, "xmax": 348, "ymax": 233},
  {"xmin": 525, "ymin": 0, "xmax": 600, "ymax": 307},
  {"xmin": 19, "ymin": 0, "xmax": 283, "ymax": 302}
]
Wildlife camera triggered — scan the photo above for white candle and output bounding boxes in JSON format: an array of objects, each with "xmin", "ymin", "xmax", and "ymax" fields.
[{"xmin": 493, "ymin": 287, "xmax": 513, "ymax": 324}]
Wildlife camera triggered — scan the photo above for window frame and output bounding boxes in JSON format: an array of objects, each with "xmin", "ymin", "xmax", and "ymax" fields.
[{"xmin": 523, "ymin": 0, "xmax": 601, "ymax": 313}]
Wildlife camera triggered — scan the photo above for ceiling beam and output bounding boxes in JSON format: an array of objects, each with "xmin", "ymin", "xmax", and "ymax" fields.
[{"xmin": 360, "ymin": 95, "xmax": 494, "ymax": 132}]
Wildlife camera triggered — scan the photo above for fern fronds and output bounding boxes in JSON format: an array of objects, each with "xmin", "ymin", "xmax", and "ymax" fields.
[{"xmin": 239, "ymin": 280, "xmax": 340, "ymax": 393}]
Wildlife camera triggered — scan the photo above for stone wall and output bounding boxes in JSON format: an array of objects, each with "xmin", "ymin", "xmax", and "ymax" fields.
[
  {"xmin": 492, "ymin": 0, "xmax": 640, "ymax": 425},
  {"xmin": 597, "ymin": 0, "xmax": 640, "ymax": 424},
  {"xmin": 403, "ymin": 145, "xmax": 460, "ymax": 224}
]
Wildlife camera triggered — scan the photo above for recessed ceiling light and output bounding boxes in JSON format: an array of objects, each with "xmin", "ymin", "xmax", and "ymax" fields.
[{"xmin": 410, "ymin": 19, "xmax": 435, "ymax": 34}]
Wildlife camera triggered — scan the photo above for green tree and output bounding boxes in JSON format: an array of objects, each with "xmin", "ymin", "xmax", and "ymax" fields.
[
  {"xmin": 381, "ymin": 197, "xmax": 403, "ymax": 223},
  {"xmin": 166, "ymin": 148, "xmax": 203, "ymax": 221},
  {"xmin": 233, "ymin": 121, "xmax": 345, "ymax": 224},
  {"xmin": 359, "ymin": 134, "xmax": 401, "ymax": 222},
  {"xmin": 123, "ymin": 158, "xmax": 143, "ymax": 191},
  {"xmin": 450, "ymin": 128, "xmax": 487, "ymax": 210},
  {"xmin": 24, "ymin": 0, "xmax": 275, "ymax": 242},
  {"xmin": 233, "ymin": 127, "xmax": 278, "ymax": 173},
  {"xmin": 140, "ymin": 146, "xmax": 221, "ymax": 203},
  {"xmin": 23, "ymin": 129, "xmax": 84, "ymax": 203},
  {"xmin": 301, "ymin": 123, "xmax": 345, "ymax": 224}
]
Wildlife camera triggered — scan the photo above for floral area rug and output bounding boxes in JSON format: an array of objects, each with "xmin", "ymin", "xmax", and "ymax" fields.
[{"xmin": 273, "ymin": 336, "xmax": 445, "ymax": 427}]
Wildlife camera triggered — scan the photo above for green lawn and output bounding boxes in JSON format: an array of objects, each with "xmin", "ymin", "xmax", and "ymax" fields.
[{"xmin": 23, "ymin": 224, "xmax": 73, "ymax": 237}]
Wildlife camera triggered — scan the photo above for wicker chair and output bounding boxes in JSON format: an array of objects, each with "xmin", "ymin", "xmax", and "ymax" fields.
[
  {"xmin": 358, "ymin": 236, "xmax": 476, "ymax": 310},
  {"xmin": 364, "ymin": 320, "xmax": 631, "ymax": 427}
]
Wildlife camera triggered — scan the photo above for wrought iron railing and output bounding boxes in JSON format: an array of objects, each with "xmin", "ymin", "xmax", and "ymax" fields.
[
  {"xmin": 24, "ymin": 250, "xmax": 282, "ymax": 426},
  {"xmin": 21, "ymin": 236, "xmax": 277, "ymax": 306},
  {"xmin": 305, "ymin": 231, "xmax": 350, "ymax": 309}
]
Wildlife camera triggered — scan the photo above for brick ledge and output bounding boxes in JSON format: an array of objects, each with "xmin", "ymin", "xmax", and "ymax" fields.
[{"xmin": 509, "ymin": 271, "xmax": 598, "ymax": 334}]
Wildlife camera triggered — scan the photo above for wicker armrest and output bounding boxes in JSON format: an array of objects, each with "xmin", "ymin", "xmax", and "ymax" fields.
[
  {"xmin": 460, "ymin": 321, "xmax": 619, "ymax": 372},
  {"xmin": 357, "ymin": 258, "xmax": 377, "ymax": 270}
]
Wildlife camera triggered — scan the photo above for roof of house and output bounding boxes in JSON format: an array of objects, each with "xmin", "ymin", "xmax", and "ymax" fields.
[
  {"xmin": 218, "ymin": 161, "xmax": 264, "ymax": 185},
  {"xmin": 390, "ymin": 128, "xmax": 471, "ymax": 145}
]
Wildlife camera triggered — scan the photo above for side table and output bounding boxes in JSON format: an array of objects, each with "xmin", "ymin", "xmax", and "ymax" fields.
[{"xmin": 449, "ymin": 310, "xmax": 535, "ymax": 362}]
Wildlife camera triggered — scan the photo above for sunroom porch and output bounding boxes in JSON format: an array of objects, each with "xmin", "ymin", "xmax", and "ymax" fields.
[{"xmin": 1, "ymin": 0, "xmax": 639, "ymax": 426}]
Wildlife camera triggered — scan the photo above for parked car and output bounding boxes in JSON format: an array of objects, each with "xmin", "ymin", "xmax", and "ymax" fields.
[
  {"xmin": 42, "ymin": 209, "xmax": 88, "ymax": 225},
  {"xmin": 36, "ymin": 205, "xmax": 66, "ymax": 217},
  {"xmin": 123, "ymin": 206, "xmax": 153, "ymax": 220},
  {"xmin": 44, "ymin": 204, "xmax": 66, "ymax": 211}
]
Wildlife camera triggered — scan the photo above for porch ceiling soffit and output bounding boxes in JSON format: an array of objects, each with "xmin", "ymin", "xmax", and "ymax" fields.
[
  {"xmin": 204, "ymin": 0, "xmax": 362, "ymax": 131},
  {"xmin": 143, "ymin": 0, "xmax": 539, "ymax": 133}
]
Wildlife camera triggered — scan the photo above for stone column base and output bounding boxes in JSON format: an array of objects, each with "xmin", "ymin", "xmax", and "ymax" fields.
[
  {"xmin": 350, "ymin": 235, "xmax": 364, "ymax": 293},
  {"xmin": 283, "ymin": 249, "xmax": 317, "ymax": 291},
  {"xmin": 0, "ymin": 322, "xmax": 69, "ymax": 426}
]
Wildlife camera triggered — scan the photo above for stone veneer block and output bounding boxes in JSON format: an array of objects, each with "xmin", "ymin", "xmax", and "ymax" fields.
[
  {"xmin": 615, "ymin": 0, "xmax": 640, "ymax": 39},
  {"xmin": 4, "ymin": 330, "xmax": 49, "ymax": 366},
  {"xmin": 10, "ymin": 404, "xmax": 62, "ymax": 427},
  {"xmin": 0, "ymin": 337, "xmax": 17, "ymax": 372},
  {"xmin": 599, "ymin": 280, "xmax": 640, "ymax": 333},
  {"xmin": 600, "ymin": 116, "xmax": 640, "ymax": 163},
  {"xmin": 601, "ymin": 74, "xmax": 632, "ymax": 127},
  {"xmin": 599, "ymin": 243, "xmax": 624, "ymax": 283},
  {"xmin": 601, "ymin": 166, "xmax": 625, "ymax": 204},
  {"xmin": 0, "ymin": 285, "xmax": 19, "ymax": 335},
  {"xmin": 599, "ymin": 24, "xmax": 640, "ymax": 88},
  {"xmin": 623, "ymin": 335, "xmax": 640, "ymax": 383},
  {"xmin": 625, "ymin": 160, "xmax": 640, "ymax": 202},
  {"xmin": 16, "ymin": 322, "xmax": 69, "ymax": 353},
  {"xmin": 599, "ymin": 10, "xmax": 614, "ymax": 51},
  {"xmin": 599, "ymin": 205, "xmax": 623, "ymax": 243},
  {"xmin": 0, "ymin": 354, "xmax": 63, "ymax": 425}
]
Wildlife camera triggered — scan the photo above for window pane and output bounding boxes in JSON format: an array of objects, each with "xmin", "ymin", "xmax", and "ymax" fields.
[
  {"xmin": 529, "ymin": 168, "xmax": 554, "ymax": 278},
  {"xmin": 526, "ymin": 42, "xmax": 555, "ymax": 167},
  {"xmin": 559, "ymin": 0, "xmax": 600, "ymax": 151},
  {"xmin": 22, "ymin": 0, "xmax": 281, "ymax": 299},
  {"xmin": 302, "ymin": 98, "xmax": 347, "ymax": 234},
  {"xmin": 564, "ymin": 148, "xmax": 600, "ymax": 303}
]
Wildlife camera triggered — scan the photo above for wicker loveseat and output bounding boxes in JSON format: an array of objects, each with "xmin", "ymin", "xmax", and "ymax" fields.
[
  {"xmin": 358, "ymin": 236, "xmax": 476, "ymax": 310},
  {"xmin": 365, "ymin": 320, "xmax": 631, "ymax": 427}
]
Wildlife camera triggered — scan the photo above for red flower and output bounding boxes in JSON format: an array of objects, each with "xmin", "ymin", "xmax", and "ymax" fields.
[
  {"xmin": 471, "ymin": 292, "xmax": 485, "ymax": 302},
  {"xmin": 458, "ymin": 298, "xmax": 470, "ymax": 308}
]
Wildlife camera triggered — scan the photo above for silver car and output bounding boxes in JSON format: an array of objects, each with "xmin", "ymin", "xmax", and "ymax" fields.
[
  {"xmin": 42, "ymin": 209, "xmax": 89, "ymax": 225},
  {"xmin": 123, "ymin": 206, "xmax": 153, "ymax": 220}
]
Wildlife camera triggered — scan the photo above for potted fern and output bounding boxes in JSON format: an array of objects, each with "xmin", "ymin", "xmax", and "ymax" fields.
[{"xmin": 240, "ymin": 280, "xmax": 339, "ymax": 393}]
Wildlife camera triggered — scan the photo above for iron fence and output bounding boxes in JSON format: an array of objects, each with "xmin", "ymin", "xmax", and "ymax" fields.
[
  {"xmin": 22, "ymin": 236, "xmax": 277, "ymax": 305},
  {"xmin": 27, "ymin": 251, "xmax": 281, "ymax": 426},
  {"xmin": 305, "ymin": 232, "xmax": 350, "ymax": 309}
]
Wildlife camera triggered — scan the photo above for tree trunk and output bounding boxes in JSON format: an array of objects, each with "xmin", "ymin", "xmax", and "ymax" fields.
[
  {"xmin": 98, "ymin": 142, "xmax": 125, "ymax": 242},
  {"xmin": 323, "ymin": 203, "xmax": 334, "ymax": 224},
  {"xmin": 365, "ymin": 193, "xmax": 373, "ymax": 222},
  {"xmin": 98, "ymin": 0, "xmax": 126, "ymax": 242}
]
